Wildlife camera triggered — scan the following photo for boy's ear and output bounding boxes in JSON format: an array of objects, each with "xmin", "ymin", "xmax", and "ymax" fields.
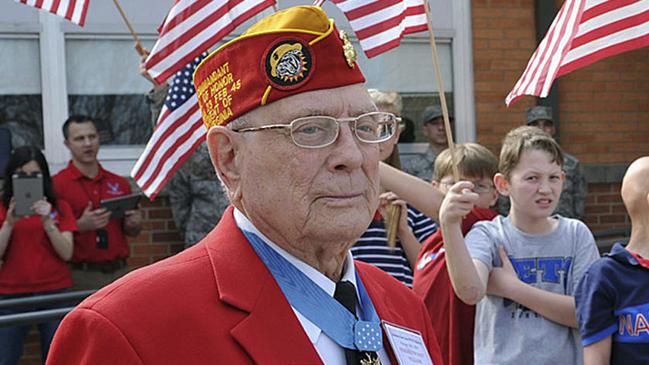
[
  {"xmin": 494, "ymin": 173, "xmax": 509, "ymax": 197},
  {"xmin": 488, "ymin": 183, "xmax": 499, "ymax": 207},
  {"xmin": 431, "ymin": 179, "xmax": 439, "ymax": 188}
]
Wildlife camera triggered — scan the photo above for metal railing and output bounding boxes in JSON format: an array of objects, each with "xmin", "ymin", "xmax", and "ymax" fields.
[{"xmin": 0, "ymin": 290, "xmax": 95, "ymax": 328}]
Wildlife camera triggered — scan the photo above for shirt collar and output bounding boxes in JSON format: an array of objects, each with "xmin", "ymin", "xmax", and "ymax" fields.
[
  {"xmin": 608, "ymin": 242, "xmax": 647, "ymax": 268},
  {"xmin": 66, "ymin": 160, "xmax": 104, "ymax": 181},
  {"xmin": 233, "ymin": 207, "xmax": 358, "ymax": 343}
]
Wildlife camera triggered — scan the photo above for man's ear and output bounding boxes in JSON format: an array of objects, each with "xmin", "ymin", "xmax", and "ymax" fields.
[
  {"xmin": 494, "ymin": 173, "xmax": 509, "ymax": 197},
  {"xmin": 207, "ymin": 126, "xmax": 242, "ymax": 202}
]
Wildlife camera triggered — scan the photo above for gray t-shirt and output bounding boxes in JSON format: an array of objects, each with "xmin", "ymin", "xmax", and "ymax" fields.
[{"xmin": 466, "ymin": 215, "xmax": 600, "ymax": 365}]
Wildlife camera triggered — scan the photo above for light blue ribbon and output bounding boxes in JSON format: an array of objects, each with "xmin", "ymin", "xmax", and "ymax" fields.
[{"xmin": 242, "ymin": 230, "xmax": 383, "ymax": 351}]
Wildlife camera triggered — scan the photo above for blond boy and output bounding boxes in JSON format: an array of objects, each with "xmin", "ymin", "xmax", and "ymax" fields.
[
  {"xmin": 440, "ymin": 126, "xmax": 599, "ymax": 364},
  {"xmin": 412, "ymin": 143, "xmax": 499, "ymax": 365}
]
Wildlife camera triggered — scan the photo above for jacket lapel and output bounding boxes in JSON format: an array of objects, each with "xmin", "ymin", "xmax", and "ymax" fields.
[
  {"xmin": 206, "ymin": 207, "xmax": 322, "ymax": 365},
  {"xmin": 357, "ymin": 265, "xmax": 401, "ymax": 365}
]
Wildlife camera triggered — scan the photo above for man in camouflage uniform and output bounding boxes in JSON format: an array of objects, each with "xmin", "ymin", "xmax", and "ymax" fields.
[
  {"xmin": 144, "ymin": 66, "xmax": 229, "ymax": 248},
  {"xmin": 499, "ymin": 106, "xmax": 587, "ymax": 219},
  {"xmin": 401, "ymin": 105, "xmax": 451, "ymax": 182}
]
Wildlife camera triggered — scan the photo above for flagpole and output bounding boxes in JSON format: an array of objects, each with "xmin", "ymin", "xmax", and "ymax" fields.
[
  {"xmin": 112, "ymin": 0, "xmax": 145, "ymax": 56},
  {"xmin": 423, "ymin": 1, "xmax": 460, "ymax": 181}
]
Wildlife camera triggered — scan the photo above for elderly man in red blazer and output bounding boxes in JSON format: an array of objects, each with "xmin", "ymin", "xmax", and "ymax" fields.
[{"xmin": 47, "ymin": 6, "xmax": 444, "ymax": 365}]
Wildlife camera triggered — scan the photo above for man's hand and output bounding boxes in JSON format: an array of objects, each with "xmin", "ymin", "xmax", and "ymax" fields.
[
  {"xmin": 439, "ymin": 181, "xmax": 478, "ymax": 226},
  {"xmin": 123, "ymin": 209, "xmax": 143, "ymax": 236},
  {"xmin": 77, "ymin": 202, "xmax": 111, "ymax": 232},
  {"xmin": 138, "ymin": 47, "xmax": 160, "ymax": 87},
  {"xmin": 487, "ymin": 245, "xmax": 521, "ymax": 299}
]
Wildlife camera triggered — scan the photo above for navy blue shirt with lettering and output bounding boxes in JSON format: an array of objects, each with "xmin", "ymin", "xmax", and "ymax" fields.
[{"xmin": 576, "ymin": 243, "xmax": 649, "ymax": 364}]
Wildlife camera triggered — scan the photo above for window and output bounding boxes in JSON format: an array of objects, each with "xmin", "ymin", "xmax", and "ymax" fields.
[
  {"xmin": 0, "ymin": 37, "xmax": 43, "ymax": 149},
  {"xmin": 65, "ymin": 38, "xmax": 156, "ymax": 146}
]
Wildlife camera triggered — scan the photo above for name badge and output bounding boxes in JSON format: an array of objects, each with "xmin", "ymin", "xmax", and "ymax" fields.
[{"xmin": 382, "ymin": 321, "xmax": 434, "ymax": 365}]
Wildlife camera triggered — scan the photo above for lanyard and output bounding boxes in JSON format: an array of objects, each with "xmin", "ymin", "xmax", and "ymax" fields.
[{"xmin": 242, "ymin": 230, "xmax": 383, "ymax": 352}]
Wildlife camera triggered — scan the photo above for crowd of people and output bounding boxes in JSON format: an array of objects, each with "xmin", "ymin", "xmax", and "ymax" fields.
[{"xmin": 0, "ymin": 5, "xmax": 646, "ymax": 365}]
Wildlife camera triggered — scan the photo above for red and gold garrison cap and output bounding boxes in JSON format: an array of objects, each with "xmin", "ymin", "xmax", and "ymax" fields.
[{"xmin": 193, "ymin": 5, "xmax": 366, "ymax": 128}]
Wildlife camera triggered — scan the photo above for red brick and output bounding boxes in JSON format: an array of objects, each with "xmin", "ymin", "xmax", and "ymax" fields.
[
  {"xmin": 152, "ymin": 231, "xmax": 182, "ymax": 242},
  {"xmin": 133, "ymin": 243, "xmax": 170, "ymax": 255},
  {"xmin": 596, "ymin": 194, "xmax": 623, "ymax": 204},
  {"xmin": 148, "ymin": 208, "xmax": 173, "ymax": 219}
]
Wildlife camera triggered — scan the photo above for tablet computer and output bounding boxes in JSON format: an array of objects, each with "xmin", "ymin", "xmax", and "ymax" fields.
[
  {"xmin": 100, "ymin": 193, "xmax": 141, "ymax": 220},
  {"xmin": 13, "ymin": 173, "xmax": 44, "ymax": 217}
]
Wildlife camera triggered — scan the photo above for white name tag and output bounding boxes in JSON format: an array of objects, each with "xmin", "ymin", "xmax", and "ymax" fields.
[{"xmin": 382, "ymin": 322, "xmax": 434, "ymax": 365}]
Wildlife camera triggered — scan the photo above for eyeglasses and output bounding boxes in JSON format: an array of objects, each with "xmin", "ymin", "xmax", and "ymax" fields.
[
  {"xmin": 440, "ymin": 179, "xmax": 494, "ymax": 194},
  {"xmin": 232, "ymin": 112, "xmax": 399, "ymax": 149}
]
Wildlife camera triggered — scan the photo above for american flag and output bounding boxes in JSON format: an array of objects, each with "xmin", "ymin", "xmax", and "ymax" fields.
[
  {"xmin": 506, "ymin": 0, "xmax": 649, "ymax": 106},
  {"xmin": 131, "ymin": 54, "xmax": 208, "ymax": 199},
  {"xmin": 14, "ymin": 0, "xmax": 89, "ymax": 26},
  {"xmin": 144, "ymin": 0, "xmax": 276, "ymax": 84},
  {"xmin": 328, "ymin": 0, "xmax": 429, "ymax": 58}
]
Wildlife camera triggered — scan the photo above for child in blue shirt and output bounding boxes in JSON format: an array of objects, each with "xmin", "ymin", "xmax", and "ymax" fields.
[{"xmin": 576, "ymin": 156, "xmax": 649, "ymax": 364}]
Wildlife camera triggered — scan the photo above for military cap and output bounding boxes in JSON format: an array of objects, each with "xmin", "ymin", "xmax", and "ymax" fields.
[
  {"xmin": 193, "ymin": 6, "xmax": 365, "ymax": 128},
  {"xmin": 421, "ymin": 105, "xmax": 452, "ymax": 125},
  {"xmin": 526, "ymin": 106, "xmax": 553, "ymax": 125}
]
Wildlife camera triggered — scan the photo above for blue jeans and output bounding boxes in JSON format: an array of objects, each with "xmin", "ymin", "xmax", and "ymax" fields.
[{"xmin": 0, "ymin": 289, "xmax": 69, "ymax": 365}]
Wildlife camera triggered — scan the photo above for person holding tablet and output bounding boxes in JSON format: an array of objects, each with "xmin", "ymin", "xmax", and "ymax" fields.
[
  {"xmin": 53, "ymin": 116, "xmax": 142, "ymax": 290},
  {"xmin": 0, "ymin": 146, "xmax": 76, "ymax": 364}
]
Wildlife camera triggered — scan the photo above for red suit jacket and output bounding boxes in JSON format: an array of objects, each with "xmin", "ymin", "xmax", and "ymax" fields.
[{"xmin": 47, "ymin": 207, "xmax": 443, "ymax": 365}]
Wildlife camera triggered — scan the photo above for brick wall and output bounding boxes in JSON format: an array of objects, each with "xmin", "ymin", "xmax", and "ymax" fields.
[
  {"xmin": 472, "ymin": 0, "xmax": 537, "ymax": 152},
  {"xmin": 472, "ymin": 0, "xmax": 640, "ymax": 241},
  {"xmin": 473, "ymin": 1, "xmax": 649, "ymax": 163}
]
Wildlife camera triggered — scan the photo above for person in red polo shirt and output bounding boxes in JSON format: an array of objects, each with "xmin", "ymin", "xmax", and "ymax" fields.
[
  {"xmin": 53, "ymin": 115, "xmax": 142, "ymax": 290},
  {"xmin": 0, "ymin": 146, "xmax": 76, "ymax": 364}
]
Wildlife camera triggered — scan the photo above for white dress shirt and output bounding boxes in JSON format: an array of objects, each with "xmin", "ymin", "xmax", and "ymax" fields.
[{"xmin": 234, "ymin": 208, "xmax": 391, "ymax": 365}]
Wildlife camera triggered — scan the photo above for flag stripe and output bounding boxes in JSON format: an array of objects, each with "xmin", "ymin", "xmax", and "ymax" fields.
[
  {"xmin": 133, "ymin": 99, "xmax": 200, "ymax": 181},
  {"xmin": 14, "ymin": 0, "xmax": 88, "ymax": 26},
  {"xmin": 145, "ymin": 0, "xmax": 275, "ymax": 84},
  {"xmin": 331, "ymin": 0, "xmax": 428, "ymax": 58},
  {"xmin": 572, "ymin": 3, "xmax": 649, "ymax": 48},
  {"xmin": 139, "ymin": 118, "xmax": 204, "ymax": 193},
  {"xmin": 505, "ymin": 0, "xmax": 586, "ymax": 105},
  {"xmin": 507, "ymin": 0, "xmax": 649, "ymax": 106},
  {"xmin": 560, "ymin": 17, "xmax": 649, "ymax": 75},
  {"xmin": 142, "ymin": 128, "xmax": 206, "ymax": 199},
  {"xmin": 580, "ymin": 0, "xmax": 638, "ymax": 23}
]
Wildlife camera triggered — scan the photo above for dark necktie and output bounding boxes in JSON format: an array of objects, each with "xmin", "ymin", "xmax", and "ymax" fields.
[{"xmin": 333, "ymin": 280, "xmax": 381, "ymax": 365}]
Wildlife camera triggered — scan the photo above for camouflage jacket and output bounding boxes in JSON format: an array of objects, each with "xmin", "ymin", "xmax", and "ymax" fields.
[
  {"xmin": 555, "ymin": 152, "xmax": 587, "ymax": 219},
  {"xmin": 400, "ymin": 148, "xmax": 438, "ymax": 182},
  {"xmin": 497, "ymin": 152, "xmax": 587, "ymax": 219},
  {"xmin": 166, "ymin": 143, "xmax": 230, "ymax": 247},
  {"xmin": 148, "ymin": 86, "xmax": 229, "ymax": 247}
]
